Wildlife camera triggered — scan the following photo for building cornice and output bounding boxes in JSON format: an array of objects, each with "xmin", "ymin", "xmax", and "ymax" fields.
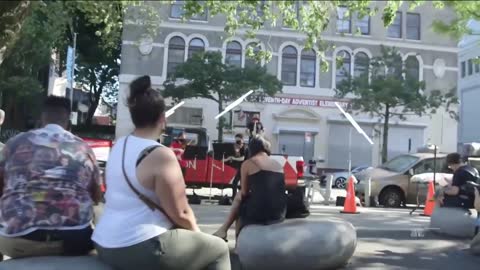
[{"xmin": 129, "ymin": 21, "xmax": 459, "ymax": 54}]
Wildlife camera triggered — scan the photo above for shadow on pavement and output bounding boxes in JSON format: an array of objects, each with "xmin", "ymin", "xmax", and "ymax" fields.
[{"xmin": 348, "ymin": 242, "xmax": 480, "ymax": 270}]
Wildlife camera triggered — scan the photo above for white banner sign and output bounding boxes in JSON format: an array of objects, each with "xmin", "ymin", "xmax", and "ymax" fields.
[{"xmin": 261, "ymin": 96, "xmax": 349, "ymax": 108}]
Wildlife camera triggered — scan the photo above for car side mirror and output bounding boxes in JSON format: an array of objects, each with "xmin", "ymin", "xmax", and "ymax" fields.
[{"xmin": 408, "ymin": 169, "xmax": 414, "ymax": 176}]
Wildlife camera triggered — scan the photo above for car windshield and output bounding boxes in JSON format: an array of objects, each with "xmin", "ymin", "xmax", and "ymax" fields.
[
  {"xmin": 352, "ymin": 166, "xmax": 368, "ymax": 173},
  {"xmin": 380, "ymin": 155, "xmax": 420, "ymax": 173}
]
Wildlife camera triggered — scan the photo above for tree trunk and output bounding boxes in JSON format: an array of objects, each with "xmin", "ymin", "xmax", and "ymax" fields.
[
  {"xmin": 217, "ymin": 100, "xmax": 223, "ymax": 142},
  {"xmin": 85, "ymin": 100, "xmax": 97, "ymax": 126},
  {"xmin": 381, "ymin": 104, "xmax": 390, "ymax": 163}
]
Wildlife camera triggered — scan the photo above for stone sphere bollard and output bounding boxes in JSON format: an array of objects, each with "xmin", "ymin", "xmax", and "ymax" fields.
[
  {"xmin": 430, "ymin": 207, "xmax": 478, "ymax": 239},
  {"xmin": 0, "ymin": 256, "xmax": 113, "ymax": 270},
  {"xmin": 236, "ymin": 219, "xmax": 357, "ymax": 270}
]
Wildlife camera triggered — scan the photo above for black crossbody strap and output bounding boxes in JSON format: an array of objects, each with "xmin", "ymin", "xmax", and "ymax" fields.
[{"xmin": 122, "ymin": 136, "xmax": 173, "ymax": 223}]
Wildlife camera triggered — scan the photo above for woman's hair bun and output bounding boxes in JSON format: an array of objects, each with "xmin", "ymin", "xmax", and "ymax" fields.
[{"xmin": 130, "ymin": 75, "xmax": 151, "ymax": 98}]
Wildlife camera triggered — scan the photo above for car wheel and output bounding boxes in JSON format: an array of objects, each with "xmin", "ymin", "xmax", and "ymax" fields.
[
  {"xmin": 380, "ymin": 188, "xmax": 403, "ymax": 208},
  {"xmin": 334, "ymin": 177, "xmax": 347, "ymax": 189}
]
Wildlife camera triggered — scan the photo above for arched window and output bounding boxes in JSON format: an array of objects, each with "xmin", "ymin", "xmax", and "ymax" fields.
[
  {"xmin": 354, "ymin": 52, "xmax": 369, "ymax": 78},
  {"xmin": 187, "ymin": 38, "xmax": 205, "ymax": 59},
  {"xmin": 281, "ymin": 46, "xmax": 298, "ymax": 85},
  {"xmin": 300, "ymin": 49, "xmax": 316, "ymax": 87},
  {"xmin": 335, "ymin": 50, "xmax": 351, "ymax": 84},
  {"xmin": 225, "ymin": 41, "xmax": 242, "ymax": 67},
  {"xmin": 167, "ymin": 36, "xmax": 186, "ymax": 77},
  {"xmin": 405, "ymin": 55, "xmax": 420, "ymax": 81},
  {"xmin": 245, "ymin": 43, "xmax": 261, "ymax": 68}
]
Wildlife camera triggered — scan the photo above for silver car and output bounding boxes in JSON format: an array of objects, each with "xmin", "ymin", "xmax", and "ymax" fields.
[{"xmin": 354, "ymin": 153, "xmax": 449, "ymax": 208}]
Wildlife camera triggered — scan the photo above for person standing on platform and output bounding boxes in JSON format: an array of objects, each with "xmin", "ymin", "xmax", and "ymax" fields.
[{"xmin": 246, "ymin": 114, "xmax": 264, "ymax": 142}]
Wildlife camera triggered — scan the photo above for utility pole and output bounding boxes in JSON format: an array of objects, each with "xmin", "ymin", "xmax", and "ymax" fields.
[{"xmin": 70, "ymin": 32, "xmax": 77, "ymax": 111}]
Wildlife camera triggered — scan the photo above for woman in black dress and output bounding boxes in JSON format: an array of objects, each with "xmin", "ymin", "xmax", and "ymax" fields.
[{"xmin": 213, "ymin": 135, "xmax": 286, "ymax": 240}]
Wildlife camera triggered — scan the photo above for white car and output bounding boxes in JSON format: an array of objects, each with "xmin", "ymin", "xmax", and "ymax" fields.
[{"xmin": 328, "ymin": 166, "xmax": 372, "ymax": 189}]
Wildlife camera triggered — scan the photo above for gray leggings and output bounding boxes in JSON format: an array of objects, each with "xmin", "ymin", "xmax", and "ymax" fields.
[{"xmin": 95, "ymin": 229, "xmax": 231, "ymax": 270}]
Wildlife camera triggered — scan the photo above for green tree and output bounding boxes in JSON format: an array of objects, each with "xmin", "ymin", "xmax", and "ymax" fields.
[
  {"xmin": 335, "ymin": 46, "xmax": 457, "ymax": 163},
  {"xmin": 0, "ymin": 1, "xmax": 62, "ymax": 129},
  {"xmin": 74, "ymin": 10, "xmax": 120, "ymax": 126},
  {"xmin": 431, "ymin": 1, "xmax": 480, "ymax": 39},
  {"xmin": 163, "ymin": 51, "xmax": 282, "ymax": 141},
  {"xmin": 1, "ymin": 1, "xmax": 475, "ymax": 69},
  {"xmin": 0, "ymin": 1, "xmax": 31, "ymax": 65}
]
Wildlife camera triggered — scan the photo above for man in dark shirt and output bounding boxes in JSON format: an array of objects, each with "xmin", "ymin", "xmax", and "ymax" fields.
[{"xmin": 438, "ymin": 153, "xmax": 479, "ymax": 209}]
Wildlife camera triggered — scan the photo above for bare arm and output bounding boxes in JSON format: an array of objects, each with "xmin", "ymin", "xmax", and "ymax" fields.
[
  {"xmin": 153, "ymin": 148, "xmax": 200, "ymax": 231},
  {"xmin": 86, "ymin": 147, "xmax": 103, "ymax": 205},
  {"xmin": 444, "ymin": 185, "xmax": 459, "ymax": 196}
]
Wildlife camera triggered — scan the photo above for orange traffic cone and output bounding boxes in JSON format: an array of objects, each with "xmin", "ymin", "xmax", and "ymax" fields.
[
  {"xmin": 341, "ymin": 176, "xmax": 360, "ymax": 214},
  {"xmin": 421, "ymin": 180, "xmax": 435, "ymax": 216}
]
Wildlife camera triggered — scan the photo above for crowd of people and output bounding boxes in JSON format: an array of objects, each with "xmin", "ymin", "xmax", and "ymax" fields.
[
  {"xmin": 0, "ymin": 75, "xmax": 287, "ymax": 270},
  {"xmin": 0, "ymin": 74, "xmax": 478, "ymax": 266}
]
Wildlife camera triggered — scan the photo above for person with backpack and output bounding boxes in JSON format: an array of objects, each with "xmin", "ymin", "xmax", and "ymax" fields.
[{"xmin": 436, "ymin": 153, "xmax": 479, "ymax": 209}]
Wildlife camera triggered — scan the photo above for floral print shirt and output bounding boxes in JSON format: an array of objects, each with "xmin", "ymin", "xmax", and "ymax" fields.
[{"xmin": 0, "ymin": 124, "xmax": 101, "ymax": 236}]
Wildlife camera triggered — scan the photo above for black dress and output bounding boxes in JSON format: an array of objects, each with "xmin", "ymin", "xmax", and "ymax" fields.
[{"xmin": 239, "ymin": 170, "xmax": 287, "ymax": 232}]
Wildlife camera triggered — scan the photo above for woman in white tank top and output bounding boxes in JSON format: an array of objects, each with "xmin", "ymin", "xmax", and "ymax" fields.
[{"xmin": 92, "ymin": 76, "xmax": 230, "ymax": 270}]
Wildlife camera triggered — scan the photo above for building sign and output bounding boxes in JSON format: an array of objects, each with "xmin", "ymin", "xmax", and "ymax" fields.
[{"xmin": 260, "ymin": 96, "xmax": 349, "ymax": 109}]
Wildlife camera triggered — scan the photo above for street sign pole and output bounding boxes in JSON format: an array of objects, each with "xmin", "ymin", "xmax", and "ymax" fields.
[
  {"xmin": 70, "ymin": 33, "xmax": 77, "ymax": 110},
  {"xmin": 348, "ymin": 126, "xmax": 352, "ymax": 175}
]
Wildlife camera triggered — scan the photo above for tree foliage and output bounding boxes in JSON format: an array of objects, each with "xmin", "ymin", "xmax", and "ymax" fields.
[
  {"xmin": 0, "ymin": 1, "xmax": 61, "ymax": 129},
  {"xmin": 1, "ymin": 1, "xmax": 476, "ymax": 70},
  {"xmin": 335, "ymin": 46, "xmax": 458, "ymax": 162},
  {"xmin": 431, "ymin": 1, "xmax": 480, "ymax": 39},
  {"xmin": 74, "ymin": 10, "xmax": 120, "ymax": 126},
  {"xmin": 0, "ymin": 1, "xmax": 31, "ymax": 65},
  {"xmin": 163, "ymin": 51, "xmax": 282, "ymax": 141}
]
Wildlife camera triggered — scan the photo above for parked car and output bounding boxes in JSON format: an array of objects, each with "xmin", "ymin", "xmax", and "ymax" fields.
[
  {"xmin": 328, "ymin": 165, "xmax": 372, "ymax": 189},
  {"xmin": 354, "ymin": 153, "xmax": 452, "ymax": 208}
]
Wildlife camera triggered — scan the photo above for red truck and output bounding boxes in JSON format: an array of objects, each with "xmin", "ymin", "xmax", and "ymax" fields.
[
  {"xmin": 82, "ymin": 127, "xmax": 306, "ymax": 203},
  {"xmin": 164, "ymin": 127, "xmax": 306, "ymax": 203}
]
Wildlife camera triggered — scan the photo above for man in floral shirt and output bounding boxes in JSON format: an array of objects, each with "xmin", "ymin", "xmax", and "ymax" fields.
[{"xmin": 0, "ymin": 96, "xmax": 102, "ymax": 259}]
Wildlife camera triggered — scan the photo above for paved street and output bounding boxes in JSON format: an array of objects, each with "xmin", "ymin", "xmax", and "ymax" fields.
[
  {"xmin": 89, "ymin": 187, "xmax": 480, "ymax": 269},
  {"xmin": 192, "ymin": 203, "xmax": 480, "ymax": 269}
]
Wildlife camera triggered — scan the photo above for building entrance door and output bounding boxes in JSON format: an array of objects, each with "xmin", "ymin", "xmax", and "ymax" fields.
[{"xmin": 278, "ymin": 131, "xmax": 315, "ymax": 162}]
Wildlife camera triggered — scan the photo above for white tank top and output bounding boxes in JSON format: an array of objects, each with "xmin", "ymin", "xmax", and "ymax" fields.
[{"xmin": 92, "ymin": 135, "xmax": 173, "ymax": 248}]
